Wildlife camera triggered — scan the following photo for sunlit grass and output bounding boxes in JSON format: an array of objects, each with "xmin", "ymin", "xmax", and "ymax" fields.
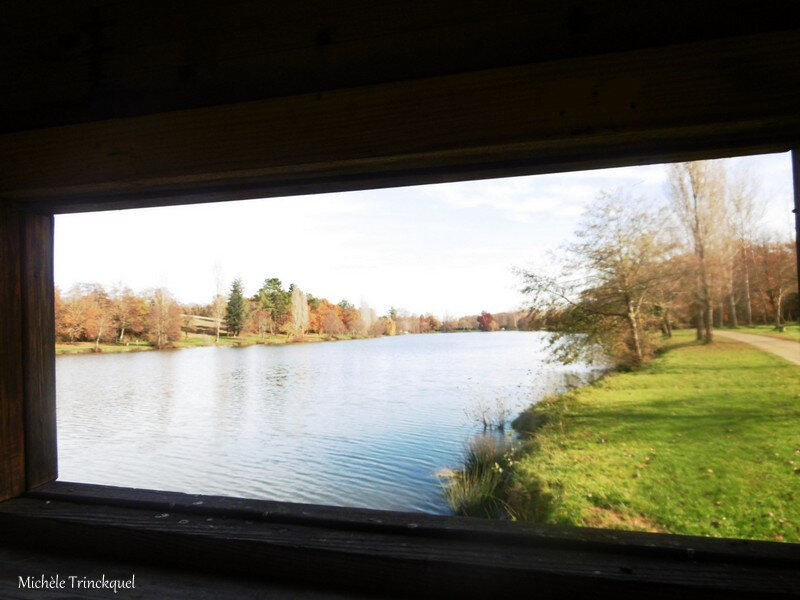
[
  {"xmin": 505, "ymin": 329, "xmax": 800, "ymax": 542},
  {"xmin": 438, "ymin": 435, "xmax": 519, "ymax": 519}
]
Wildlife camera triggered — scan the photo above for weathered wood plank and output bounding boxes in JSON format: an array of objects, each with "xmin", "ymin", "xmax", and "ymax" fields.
[
  {"xmin": 28, "ymin": 481, "xmax": 800, "ymax": 565},
  {"xmin": 793, "ymin": 149, "xmax": 800, "ymax": 291},
  {"xmin": 0, "ymin": 204, "xmax": 25, "ymax": 500},
  {"xmin": 1, "ymin": 30, "xmax": 798, "ymax": 213},
  {"xmin": 1, "ymin": 494, "xmax": 798, "ymax": 598},
  {"xmin": 20, "ymin": 212, "xmax": 57, "ymax": 489},
  {"xmin": 0, "ymin": 1, "xmax": 792, "ymax": 134}
]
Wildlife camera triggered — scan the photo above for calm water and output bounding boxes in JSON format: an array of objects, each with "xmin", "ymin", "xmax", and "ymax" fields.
[{"xmin": 57, "ymin": 331, "xmax": 598, "ymax": 514}]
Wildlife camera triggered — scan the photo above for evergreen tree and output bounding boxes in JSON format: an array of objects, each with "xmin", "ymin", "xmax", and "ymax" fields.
[
  {"xmin": 258, "ymin": 277, "xmax": 291, "ymax": 332},
  {"xmin": 226, "ymin": 278, "xmax": 245, "ymax": 336}
]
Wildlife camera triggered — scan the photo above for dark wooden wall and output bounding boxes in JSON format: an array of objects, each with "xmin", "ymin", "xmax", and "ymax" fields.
[
  {"xmin": 0, "ymin": 207, "xmax": 56, "ymax": 501},
  {"xmin": 2, "ymin": 1, "xmax": 795, "ymax": 134}
]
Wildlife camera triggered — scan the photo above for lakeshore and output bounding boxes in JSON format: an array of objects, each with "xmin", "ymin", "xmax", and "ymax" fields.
[
  {"xmin": 55, "ymin": 331, "xmax": 367, "ymax": 355},
  {"xmin": 484, "ymin": 329, "xmax": 800, "ymax": 542}
]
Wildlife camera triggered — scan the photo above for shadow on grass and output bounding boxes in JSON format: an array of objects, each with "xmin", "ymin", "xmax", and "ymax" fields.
[{"xmin": 653, "ymin": 339, "xmax": 698, "ymax": 357}]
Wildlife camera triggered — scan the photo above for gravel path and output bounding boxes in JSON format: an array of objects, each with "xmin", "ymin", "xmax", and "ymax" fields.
[{"xmin": 714, "ymin": 330, "xmax": 800, "ymax": 366}]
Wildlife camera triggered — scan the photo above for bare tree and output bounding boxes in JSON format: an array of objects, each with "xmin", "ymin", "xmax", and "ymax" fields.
[
  {"xmin": 288, "ymin": 284, "xmax": 309, "ymax": 338},
  {"xmin": 148, "ymin": 287, "xmax": 182, "ymax": 349},
  {"xmin": 211, "ymin": 265, "xmax": 226, "ymax": 342},
  {"xmin": 520, "ymin": 190, "xmax": 677, "ymax": 366},
  {"xmin": 726, "ymin": 169, "xmax": 763, "ymax": 326},
  {"xmin": 668, "ymin": 161, "xmax": 726, "ymax": 343}
]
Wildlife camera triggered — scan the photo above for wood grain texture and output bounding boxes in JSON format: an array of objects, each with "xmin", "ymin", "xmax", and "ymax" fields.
[
  {"xmin": 1, "ymin": 30, "xmax": 798, "ymax": 213},
  {"xmin": 1, "ymin": 1, "xmax": 793, "ymax": 134},
  {"xmin": 0, "ymin": 204, "xmax": 25, "ymax": 500},
  {"xmin": 20, "ymin": 213, "xmax": 57, "ymax": 489},
  {"xmin": 2, "ymin": 491, "xmax": 798, "ymax": 598},
  {"xmin": 28, "ymin": 482, "xmax": 799, "ymax": 566},
  {"xmin": 793, "ymin": 149, "xmax": 800, "ymax": 292}
]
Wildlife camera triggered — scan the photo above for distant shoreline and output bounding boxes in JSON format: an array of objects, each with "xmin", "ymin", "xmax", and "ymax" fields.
[{"xmin": 54, "ymin": 328, "xmax": 498, "ymax": 355}]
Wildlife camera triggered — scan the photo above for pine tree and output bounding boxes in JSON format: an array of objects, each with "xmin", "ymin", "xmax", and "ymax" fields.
[{"xmin": 225, "ymin": 278, "xmax": 245, "ymax": 337}]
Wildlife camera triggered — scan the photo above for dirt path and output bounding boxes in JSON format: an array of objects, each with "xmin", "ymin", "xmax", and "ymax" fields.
[{"xmin": 714, "ymin": 330, "xmax": 800, "ymax": 366}]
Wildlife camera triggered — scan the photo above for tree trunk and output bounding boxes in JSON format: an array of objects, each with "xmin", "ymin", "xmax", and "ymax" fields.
[
  {"xmin": 626, "ymin": 301, "xmax": 643, "ymax": 365},
  {"xmin": 758, "ymin": 294, "xmax": 769, "ymax": 324},
  {"xmin": 704, "ymin": 303, "xmax": 713, "ymax": 343},
  {"xmin": 695, "ymin": 306, "xmax": 703, "ymax": 341},
  {"xmin": 118, "ymin": 326, "xmax": 126, "ymax": 344},
  {"xmin": 728, "ymin": 264, "xmax": 738, "ymax": 328},
  {"xmin": 696, "ymin": 241, "xmax": 713, "ymax": 343},
  {"xmin": 742, "ymin": 244, "xmax": 753, "ymax": 325},
  {"xmin": 661, "ymin": 309, "xmax": 672, "ymax": 338},
  {"xmin": 728, "ymin": 293, "xmax": 738, "ymax": 328}
]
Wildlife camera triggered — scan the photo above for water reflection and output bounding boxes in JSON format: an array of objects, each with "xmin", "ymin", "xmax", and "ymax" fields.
[{"xmin": 57, "ymin": 332, "xmax": 600, "ymax": 513}]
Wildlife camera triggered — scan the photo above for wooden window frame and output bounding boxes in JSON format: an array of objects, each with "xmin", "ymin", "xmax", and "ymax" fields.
[{"xmin": 1, "ymin": 30, "xmax": 800, "ymax": 597}]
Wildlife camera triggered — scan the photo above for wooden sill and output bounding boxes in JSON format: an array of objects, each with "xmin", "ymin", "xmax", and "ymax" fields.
[{"xmin": 0, "ymin": 482, "xmax": 797, "ymax": 598}]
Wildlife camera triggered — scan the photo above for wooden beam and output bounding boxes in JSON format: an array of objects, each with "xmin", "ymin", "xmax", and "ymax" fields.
[
  {"xmin": 3, "ymin": 484, "xmax": 799, "ymax": 598},
  {"xmin": 1, "ymin": 1, "xmax": 792, "ymax": 133},
  {"xmin": 0, "ymin": 204, "xmax": 25, "ymax": 500},
  {"xmin": 20, "ymin": 212, "xmax": 57, "ymax": 490},
  {"xmin": 793, "ymin": 150, "xmax": 800, "ymax": 295},
  {"xmin": 1, "ymin": 30, "xmax": 798, "ymax": 213}
]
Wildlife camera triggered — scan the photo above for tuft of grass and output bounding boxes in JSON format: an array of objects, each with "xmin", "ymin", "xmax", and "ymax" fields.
[
  {"xmin": 439, "ymin": 435, "xmax": 519, "ymax": 519},
  {"xmin": 500, "ymin": 329, "xmax": 800, "ymax": 542}
]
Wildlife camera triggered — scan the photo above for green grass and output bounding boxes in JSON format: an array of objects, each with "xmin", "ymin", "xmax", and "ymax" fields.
[
  {"xmin": 726, "ymin": 322, "xmax": 800, "ymax": 342},
  {"xmin": 503, "ymin": 330, "xmax": 800, "ymax": 542},
  {"xmin": 438, "ymin": 436, "xmax": 519, "ymax": 519}
]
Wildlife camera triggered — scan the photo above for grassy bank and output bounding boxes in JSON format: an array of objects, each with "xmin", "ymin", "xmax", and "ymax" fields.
[
  {"xmin": 55, "ymin": 331, "xmax": 365, "ymax": 355},
  {"xmin": 447, "ymin": 330, "xmax": 800, "ymax": 542}
]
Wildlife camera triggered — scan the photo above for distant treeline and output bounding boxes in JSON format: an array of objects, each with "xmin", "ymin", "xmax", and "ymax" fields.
[{"xmin": 55, "ymin": 278, "xmax": 533, "ymax": 350}]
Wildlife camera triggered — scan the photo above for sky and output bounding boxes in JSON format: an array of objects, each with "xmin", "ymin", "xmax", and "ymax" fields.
[{"xmin": 55, "ymin": 152, "xmax": 795, "ymax": 318}]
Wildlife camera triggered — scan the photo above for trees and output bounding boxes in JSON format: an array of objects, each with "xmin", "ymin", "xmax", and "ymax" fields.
[
  {"xmin": 61, "ymin": 283, "xmax": 115, "ymax": 351},
  {"xmin": 257, "ymin": 278, "xmax": 291, "ymax": 334},
  {"xmin": 318, "ymin": 299, "xmax": 346, "ymax": 335},
  {"xmin": 668, "ymin": 161, "xmax": 726, "ymax": 343},
  {"xmin": 520, "ymin": 191, "xmax": 676, "ymax": 365},
  {"xmin": 225, "ymin": 278, "xmax": 246, "ymax": 337},
  {"xmin": 288, "ymin": 284, "xmax": 309, "ymax": 338},
  {"xmin": 111, "ymin": 286, "xmax": 147, "ymax": 343},
  {"xmin": 753, "ymin": 237, "xmax": 797, "ymax": 328},
  {"xmin": 211, "ymin": 266, "xmax": 226, "ymax": 342},
  {"xmin": 726, "ymin": 169, "xmax": 762, "ymax": 326},
  {"xmin": 148, "ymin": 287, "xmax": 181, "ymax": 349},
  {"xmin": 477, "ymin": 311, "xmax": 498, "ymax": 332}
]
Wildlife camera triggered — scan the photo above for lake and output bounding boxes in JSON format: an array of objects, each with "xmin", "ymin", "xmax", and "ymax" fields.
[{"xmin": 56, "ymin": 331, "xmax": 598, "ymax": 514}]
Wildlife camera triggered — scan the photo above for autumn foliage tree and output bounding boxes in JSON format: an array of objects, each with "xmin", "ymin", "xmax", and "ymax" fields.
[
  {"xmin": 147, "ymin": 288, "xmax": 182, "ymax": 349},
  {"xmin": 477, "ymin": 311, "xmax": 498, "ymax": 332}
]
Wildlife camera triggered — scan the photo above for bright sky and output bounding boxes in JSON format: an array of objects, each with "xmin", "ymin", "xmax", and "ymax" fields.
[{"xmin": 55, "ymin": 152, "xmax": 795, "ymax": 318}]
